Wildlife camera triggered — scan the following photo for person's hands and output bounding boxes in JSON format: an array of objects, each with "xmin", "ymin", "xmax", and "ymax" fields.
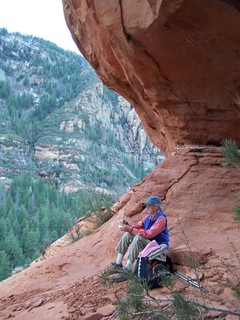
[
  {"xmin": 118, "ymin": 219, "xmax": 129, "ymax": 225},
  {"xmin": 118, "ymin": 224, "xmax": 132, "ymax": 233},
  {"xmin": 118, "ymin": 219, "xmax": 132, "ymax": 232}
]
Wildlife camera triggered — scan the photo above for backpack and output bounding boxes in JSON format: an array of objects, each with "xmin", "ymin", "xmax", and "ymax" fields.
[{"xmin": 133, "ymin": 255, "xmax": 174, "ymax": 289}]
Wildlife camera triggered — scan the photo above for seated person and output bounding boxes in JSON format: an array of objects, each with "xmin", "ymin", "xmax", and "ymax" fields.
[{"xmin": 111, "ymin": 195, "xmax": 169, "ymax": 282}]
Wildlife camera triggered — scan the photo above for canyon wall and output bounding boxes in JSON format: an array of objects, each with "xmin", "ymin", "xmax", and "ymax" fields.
[{"xmin": 0, "ymin": 2, "xmax": 240, "ymax": 319}]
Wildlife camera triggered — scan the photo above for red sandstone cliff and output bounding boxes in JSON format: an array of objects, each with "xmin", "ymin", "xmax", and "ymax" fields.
[
  {"xmin": 63, "ymin": 0, "xmax": 240, "ymax": 155},
  {"xmin": 0, "ymin": 1, "xmax": 240, "ymax": 319}
]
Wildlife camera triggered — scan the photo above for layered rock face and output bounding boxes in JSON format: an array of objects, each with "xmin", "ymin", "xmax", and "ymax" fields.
[{"xmin": 63, "ymin": 0, "xmax": 240, "ymax": 155}]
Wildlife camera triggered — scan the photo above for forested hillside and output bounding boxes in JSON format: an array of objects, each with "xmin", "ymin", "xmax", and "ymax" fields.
[
  {"xmin": 0, "ymin": 28, "xmax": 163, "ymax": 280},
  {"xmin": 0, "ymin": 28, "xmax": 163, "ymax": 193},
  {"xmin": 0, "ymin": 174, "xmax": 113, "ymax": 280}
]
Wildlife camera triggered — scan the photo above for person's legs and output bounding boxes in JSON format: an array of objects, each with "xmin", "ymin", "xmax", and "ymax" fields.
[
  {"xmin": 126, "ymin": 235, "xmax": 151, "ymax": 265},
  {"xmin": 109, "ymin": 232, "xmax": 135, "ymax": 268},
  {"xmin": 116, "ymin": 232, "xmax": 135, "ymax": 258},
  {"xmin": 115, "ymin": 253, "xmax": 123, "ymax": 265},
  {"xmin": 112, "ymin": 235, "xmax": 151, "ymax": 282}
]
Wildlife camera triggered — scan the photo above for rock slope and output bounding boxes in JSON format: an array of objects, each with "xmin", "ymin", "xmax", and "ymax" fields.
[{"xmin": 0, "ymin": 147, "xmax": 239, "ymax": 319}]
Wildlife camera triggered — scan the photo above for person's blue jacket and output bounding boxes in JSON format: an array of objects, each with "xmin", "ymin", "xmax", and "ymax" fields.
[{"xmin": 144, "ymin": 211, "xmax": 169, "ymax": 246}]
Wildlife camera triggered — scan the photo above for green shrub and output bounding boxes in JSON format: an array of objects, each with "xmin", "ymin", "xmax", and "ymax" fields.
[
  {"xmin": 79, "ymin": 188, "xmax": 115, "ymax": 227},
  {"xmin": 234, "ymin": 204, "xmax": 240, "ymax": 221},
  {"xmin": 221, "ymin": 139, "xmax": 240, "ymax": 220},
  {"xmin": 233, "ymin": 283, "xmax": 240, "ymax": 300},
  {"xmin": 221, "ymin": 139, "xmax": 240, "ymax": 168}
]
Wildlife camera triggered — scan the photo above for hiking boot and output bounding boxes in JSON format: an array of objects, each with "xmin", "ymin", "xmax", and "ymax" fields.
[
  {"xmin": 107, "ymin": 262, "xmax": 123, "ymax": 272},
  {"xmin": 112, "ymin": 267, "xmax": 132, "ymax": 282},
  {"xmin": 112, "ymin": 272, "xmax": 128, "ymax": 282}
]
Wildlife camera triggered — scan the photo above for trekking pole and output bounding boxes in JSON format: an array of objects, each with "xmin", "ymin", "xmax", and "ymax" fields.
[{"xmin": 175, "ymin": 271, "xmax": 207, "ymax": 293}]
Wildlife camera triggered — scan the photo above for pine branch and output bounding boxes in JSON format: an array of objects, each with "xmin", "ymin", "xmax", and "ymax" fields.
[{"xmin": 142, "ymin": 297, "xmax": 240, "ymax": 317}]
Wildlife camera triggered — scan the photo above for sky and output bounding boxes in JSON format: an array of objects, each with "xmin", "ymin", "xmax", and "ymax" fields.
[{"xmin": 0, "ymin": 0, "xmax": 80, "ymax": 54}]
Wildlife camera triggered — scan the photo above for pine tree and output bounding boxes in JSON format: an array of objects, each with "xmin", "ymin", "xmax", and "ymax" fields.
[
  {"xmin": 3, "ymin": 228, "xmax": 24, "ymax": 268},
  {"xmin": 221, "ymin": 139, "xmax": 240, "ymax": 220},
  {"xmin": 0, "ymin": 218, "xmax": 7, "ymax": 246},
  {"xmin": 24, "ymin": 230, "xmax": 40, "ymax": 259},
  {"xmin": 0, "ymin": 251, "xmax": 10, "ymax": 281}
]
